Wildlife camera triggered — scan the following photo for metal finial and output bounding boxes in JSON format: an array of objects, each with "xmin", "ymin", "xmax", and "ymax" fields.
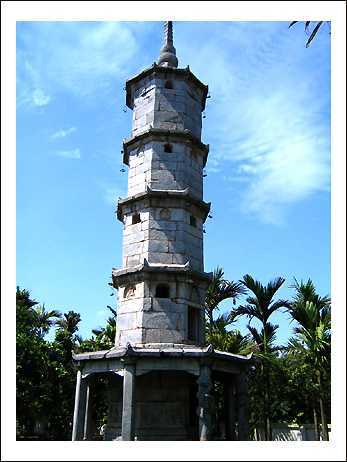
[{"xmin": 158, "ymin": 21, "xmax": 178, "ymax": 68}]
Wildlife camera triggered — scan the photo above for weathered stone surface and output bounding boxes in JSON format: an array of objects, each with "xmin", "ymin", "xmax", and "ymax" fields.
[
  {"xmin": 116, "ymin": 328, "xmax": 144, "ymax": 346},
  {"xmin": 116, "ymin": 312, "xmax": 139, "ymax": 331},
  {"xmin": 147, "ymin": 239, "xmax": 169, "ymax": 253},
  {"xmin": 141, "ymin": 311, "xmax": 184, "ymax": 330},
  {"xmin": 125, "ymin": 141, "xmax": 205, "ymax": 199}
]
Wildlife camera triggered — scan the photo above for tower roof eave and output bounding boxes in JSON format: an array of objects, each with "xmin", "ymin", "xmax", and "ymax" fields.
[
  {"xmin": 111, "ymin": 261, "xmax": 213, "ymax": 288},
  {"xmin": 116, "ymin": 187, "xmax": 211, "ymax": 223},
  {"xmin": 122, "ymin": 128, "xmax": 209, "ymax": 168},
  {"xmin": 72, "ymin": 343, "xmax": 253, "ymax": 364}
]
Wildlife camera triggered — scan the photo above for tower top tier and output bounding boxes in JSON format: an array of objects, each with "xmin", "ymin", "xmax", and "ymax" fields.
[
  {"xmin": 125, "ymin": 21, "xmax": 208, "ymax": 112},
  {"xmin": 125, "ymin": 65, "xmax": 208, "ymax": 111}
]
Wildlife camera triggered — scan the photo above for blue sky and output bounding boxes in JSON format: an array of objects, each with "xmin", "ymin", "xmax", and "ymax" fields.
[{"xmin": 16, "ymin": 21, "xmax": 331, "ymax": 345}]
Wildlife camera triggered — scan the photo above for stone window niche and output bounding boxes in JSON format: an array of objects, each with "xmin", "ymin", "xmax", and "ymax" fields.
[
  {"xmin": 155, "ymin": 284, "xmax": 170, "ymax": 298},
  {"xmin": 124, "ymin": 285, "xmax": 136, "ymax": 299},
  {"xmin": 189, "ymin": 215, "xmax": 197, "ymax": 227},
  {"xmin": 164, "ymin": 143, "xmax": 173, "ymax": 153},
  {"xmin": 132, "ymin": 213, "xmax": 141, "ymax": 224},
  {"xmin": 187, "ymin": 306, "xmax": 200, "ymax": 342},
  {"xmin": 164, "ymin": 80, "xmax": 173, "ymax": 89}
]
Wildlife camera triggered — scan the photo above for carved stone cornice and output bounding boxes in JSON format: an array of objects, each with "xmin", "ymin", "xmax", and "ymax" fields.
[
  {"xmin": 122, "ymin": 127, "xmax": 209, "ymax": 167},
  {"xmin": 111, "ymin": 260, "xmax": 213, "ymax": 289},
  {"xmin": 116, "ymin": 186, "xmax": 211, "ymax": 222}
]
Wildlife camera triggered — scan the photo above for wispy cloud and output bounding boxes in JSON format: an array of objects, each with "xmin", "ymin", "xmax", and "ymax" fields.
[
  {"xmin": 17, "ymin": 22, "xmax": 138, "ymax": 105},
  {"xmin": 16, "ymin": 21, "xmax": 330, "ymax": 225},
  {"xmin": 51, "ymin": 127, "xmax": 77, "ymax": 140},
  {"xmin": 32, "ymin": 88, "xmax": 51, "ymax": 107},
  {"xmin": 177, "ymin": 21, "xmax": 331, "ymax": 224},
  {"xmin": 55, "ymin": 148, "xmax": 81, "ymax": 159},
  {"xmin": 17, "ymin": 61, "xmax": 51, "ymax": 108}
]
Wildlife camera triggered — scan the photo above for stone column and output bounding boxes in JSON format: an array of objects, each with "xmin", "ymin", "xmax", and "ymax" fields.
[
  {"xmin": 72, "ymin": 369, "xmax": 87, "ymax": 441},
  {"xmin": 121, "ymin": 359, "xmax": 136, "ymax": 441},
  {"xmin": 235, "ymin": 371, "xmax": 250, "ymax": 441},
  {"xmin": 197, "ymin": 363, "xmax": 212, "ymax": 441},
  {"xmin": 225, "ymin": 379, "xmax": 236, "ymax": 440},
  {"xmin": 83, "ymin": 379, "xmax": 92, "ymax": 440}
]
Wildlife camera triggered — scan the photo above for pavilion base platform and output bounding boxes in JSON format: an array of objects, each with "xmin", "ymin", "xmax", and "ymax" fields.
[{"xmin": 72, "ymin": 344, "xmax": 252, "ymax": 441}]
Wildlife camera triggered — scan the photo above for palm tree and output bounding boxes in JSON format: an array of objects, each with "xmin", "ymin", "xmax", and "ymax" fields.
[
  {"xmin": 231, "ymin": 275, "xmax": 290, "ymax": 330},
  {"xmin": 247, "ymin": 322, "xmax": 281, "ymax": 355},
  {"xmin": 205, "ymin": 267, "xmax": 246, "ymax": 328},
  {"xmin": 55, "ymin": 311, "xmax": 82, "ymax": 359},
  {"xmin": 91, "ymin": 306, "xmax": 117, "ymax": 350},
  {"xmin": 206, "ymin": 310, "xmax": 254, "ymax": 355},
  {"xmin": 287, "ymin": 278, "xmax": 331, "ymax": 440},
  {"xmin": 33, "ymin": 304, "xmax": 61, "ymax": 338},
  {"xmin": 231, "ymin": 274, "xmax": 290, "ymax": 440},
  {"xmin": 55, "ymin": 311, "xmax": 81, "ymax": 336},
  {"xmin": 92, "ymin": 317, "xmax": 117, "ymax": 349}
]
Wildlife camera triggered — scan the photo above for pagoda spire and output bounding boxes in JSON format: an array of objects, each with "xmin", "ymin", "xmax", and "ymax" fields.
[{"xmin": 158, "ymin": 21, "xmax": 178, "ymax": 68}]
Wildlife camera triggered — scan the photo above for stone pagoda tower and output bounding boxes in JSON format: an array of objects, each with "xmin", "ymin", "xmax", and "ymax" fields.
[{"xmin": 72, "ymin": 22, "xmax": 251, "ymax": 441}]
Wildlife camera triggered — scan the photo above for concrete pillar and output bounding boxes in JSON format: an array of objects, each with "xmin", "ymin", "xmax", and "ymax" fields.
[
  {"xmin": 72, "ymin": 369, "xmax": 87, "ymax": 441},
  {"xmin": 225, "ymin": 379, "xmax": 236, "ymax": 440},
  {"xmin": 236, "ymin": 371, "xmax": 249, "ymax": 441},
  {"xmin": 83, "ymin": 380, "xmax": 92, "ymax": 440},
  {"xmin": 121, "ymin": 360, "xmax": 136, "ymax": 441},
  {"xmin": 197, "ymin": 363, "xmax": 212, "ymax": 441}
]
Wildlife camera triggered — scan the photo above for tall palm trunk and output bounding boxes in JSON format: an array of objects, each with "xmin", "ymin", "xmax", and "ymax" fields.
[
  {"xmin": 260, "ymin": 361, "xmax": 272, "ymax": 441},
  {"xmin": 265, "ymin": 368, "xmax": 272, "ymax": 441},
  {"xmin": 313, "ymin": 406, "xmax": 320, "ymax": 441},
  {"xmin": 318, "ymin": 374, "xmax": 329, "ymax": 441},
  {"xmin": 263, "ymin": 332, "xmax": 272, "ymax": 441},
  {"xmin": 260, "ymin": 363, "xmax": 268, "ymax": 441},
  {"xmin": 319, "ymin": 397, "xmax": 329, "ymax": 441}
]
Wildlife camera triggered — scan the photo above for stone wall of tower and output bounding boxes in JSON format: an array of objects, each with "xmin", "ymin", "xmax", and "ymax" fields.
[
  {"xmin": 130, "ymin": 74, "xmax": 204, "ymax": 139},
  {"xmin": 126, "ymin": 140, "xmax": 204, "ymax": 199},
  {"xmin": 120, "ymin": 197, "xmax": 204, "ymax": 271},
  {"xmin": 113, "ymin": 65, "xmax": 210, "ymax": 347},
  {"xmin": 114, "ymin": 272, "xmax": 206, "ymax": 346}
]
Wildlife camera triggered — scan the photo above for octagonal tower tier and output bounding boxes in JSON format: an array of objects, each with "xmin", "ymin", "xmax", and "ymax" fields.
[{"xmin": 112, "ymin": 22, "xmax": 212, "ymax": 347}]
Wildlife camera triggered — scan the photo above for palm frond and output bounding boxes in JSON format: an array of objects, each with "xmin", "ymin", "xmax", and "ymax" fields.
[
  {"xmin": 306, "ymin": 21, "xmax": 323, "ymax": 47},
  {"xmin": 205, "ymin": 267, "xmax": 246, "ymax": 324}
]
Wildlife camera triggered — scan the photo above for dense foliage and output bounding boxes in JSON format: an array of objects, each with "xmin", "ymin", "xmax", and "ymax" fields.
[
  {"xmin": 206, "ymin": 271, "xmax": 330, "ymax": 440},
  {"xmin": 16, "ymin": 270, "xmax": 331, "ymax": 440},
  {"xmin": 16, "ymin": 287, "xmax": 115, "ymax": 440}
]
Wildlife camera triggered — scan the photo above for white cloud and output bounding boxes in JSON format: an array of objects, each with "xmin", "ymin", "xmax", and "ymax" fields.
[
  {"xmin": 55, "ymin": 148, "xmax": 81, "ymax": 159},
  {"xmin": 17, "ymin": 22, "xmax": 138, "ymax": 104},
  {"xmin": 177, "ymin": 21, "xmax": 331, "ymax": 225},
  {"xmin": 220, "ymin": 89, "xmax": 330, "ymax": 224},
  {"xmin": 51, "ymin": 127, "xmax": 76, "ymax": 140},
  {"xmin": 32, "ymin": 88, "xmax": 51, "ymax": 107},
  {"xmin": 17, "ymin": 21, "xmax": 330, "ymax": 224},
  {"xmin": 16, "ymin": 60, "xmax": 51, "ymax": 108}
]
